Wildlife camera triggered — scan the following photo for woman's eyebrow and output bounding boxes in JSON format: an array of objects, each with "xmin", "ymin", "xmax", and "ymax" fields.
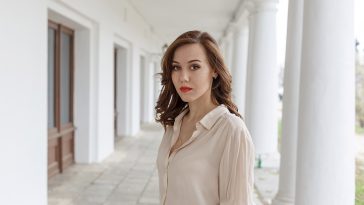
[
  {"xmin": 172, "ymin": 59, "xmax": 201, "ymax": 64},
  {"xmin": 188, "ymin": 59, "xmax": 201, "ymax": 63}
]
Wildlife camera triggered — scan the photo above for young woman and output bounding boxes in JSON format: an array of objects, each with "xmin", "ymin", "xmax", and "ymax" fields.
[{"xmin": 155, "ymin": 30, "xmax": 255, "ymax": 205}]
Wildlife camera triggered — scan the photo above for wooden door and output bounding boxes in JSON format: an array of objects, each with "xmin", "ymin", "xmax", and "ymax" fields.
[{"xmin": 47, "ymin": 20, "xmax": 75, "ymax": 178}]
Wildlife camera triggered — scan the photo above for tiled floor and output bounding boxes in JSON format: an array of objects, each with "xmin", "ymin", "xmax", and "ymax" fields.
[{"xmin": 48, "ymin": 123, "xmax": 263, "ymax": 205}]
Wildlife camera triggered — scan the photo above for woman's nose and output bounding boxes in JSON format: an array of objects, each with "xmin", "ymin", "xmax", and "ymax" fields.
[{"xmin": 179, "ymin": 69, "xmax": 189, "ymax": 82}]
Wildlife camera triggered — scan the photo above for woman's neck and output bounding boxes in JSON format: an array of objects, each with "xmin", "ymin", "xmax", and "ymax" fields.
[{"xmin": 186, "ymin": 93, "xmax": 218, "ymax": 123}]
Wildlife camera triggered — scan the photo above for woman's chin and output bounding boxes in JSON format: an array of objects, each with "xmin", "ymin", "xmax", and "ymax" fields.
[
  {"xmin": 180, "ymin": 97, "xmax": 192, "ymax": 103},
  {"xmin": 179, "ymin": 91, "xmax": 209, "ymax": 104},
  {"xmin": 179, "ymin": 96, "xmax": 196, "ymax": 103}
]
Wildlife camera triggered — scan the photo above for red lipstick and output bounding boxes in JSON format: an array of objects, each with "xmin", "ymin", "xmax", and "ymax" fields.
[{"xmin": 180, "ymin": 86, "xmax": 192, "ymax": 93}]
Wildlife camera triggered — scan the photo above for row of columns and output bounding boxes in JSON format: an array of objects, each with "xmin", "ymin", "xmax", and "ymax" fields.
[{"xmin": 225, "ymin": 0, "xmax": 355, "ymax": 204}]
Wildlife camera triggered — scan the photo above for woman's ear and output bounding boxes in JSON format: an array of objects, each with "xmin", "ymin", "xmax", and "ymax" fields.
[{"xmin": 213, "ymin": 72, "xmax": 218, "ymax": 79}]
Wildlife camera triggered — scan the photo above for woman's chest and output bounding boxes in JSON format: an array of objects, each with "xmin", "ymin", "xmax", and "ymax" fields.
[{"xmin": 157, "ymin": 130, "xmax": 226, "ymax": 176}]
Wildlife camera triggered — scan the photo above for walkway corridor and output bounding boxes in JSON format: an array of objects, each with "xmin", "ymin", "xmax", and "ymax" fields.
[{"xmin": 48, "ymin": 123, "xmax": 263, "ymax": 205}]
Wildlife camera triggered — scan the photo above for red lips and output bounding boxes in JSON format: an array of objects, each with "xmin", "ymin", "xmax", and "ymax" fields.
[{"xmin": 180, "ymin": 86, "xmax": 192, "ymax": 93}]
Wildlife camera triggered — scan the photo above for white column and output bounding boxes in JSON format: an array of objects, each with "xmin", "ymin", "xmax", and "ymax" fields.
[
  {"xmin": 272, "ymin": 0, "xmax": 303, "ymax": 204},
  {"xmin": 231, "ymin": 24, "xmax": 249, "ymax": 116},
  {"xmin": 144, "ymin": 59, "xmax": 155, "ymax": 123},
  {"xmin": 116, "ymin": 46, "xmax": 129, "ymax": 137},
  {"xmin": 224, "ymin": 32, "xmax": 234, "ymax": 71},
  {"xmin": 154, "ymin": 61, "xmax": 162, "ymax": 108},
  {"xmin": 129, "ymin": 46, "xmax": 141, "ymax": 135},
  {"xmin": 245, "ymin": 0, "xmax": 279, "ymax": 155},
  {"xmin": 295, "ymin": 0, "xmax": 355, "ymax": 204},
  {"xmin": 0, "ymin": 0, "xmax": 47, "ymax": 204}
]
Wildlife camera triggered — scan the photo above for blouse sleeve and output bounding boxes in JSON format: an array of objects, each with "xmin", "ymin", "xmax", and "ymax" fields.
[{"xmin": 219, "ymin": 122, "xmax": 255, "ymax": 205}]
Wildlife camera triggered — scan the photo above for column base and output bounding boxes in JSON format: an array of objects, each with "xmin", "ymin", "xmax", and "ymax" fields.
[{"xmin": 271, "ymin": 196, "xmax": 294, "ymax": 205}]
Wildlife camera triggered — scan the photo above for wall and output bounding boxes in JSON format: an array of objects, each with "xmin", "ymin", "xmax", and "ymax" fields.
[
  {"xmin": 0, "ymin": 0, "xmax": 161, "ymax": 203},
  {"xmin": 47, "ymin": 0, "xmax": 162, "ymax": 161}
]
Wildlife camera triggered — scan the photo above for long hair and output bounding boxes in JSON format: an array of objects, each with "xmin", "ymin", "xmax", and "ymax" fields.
[{"xmin": 155, "ymin": 30, "xmax": 241, "ymax": 129}]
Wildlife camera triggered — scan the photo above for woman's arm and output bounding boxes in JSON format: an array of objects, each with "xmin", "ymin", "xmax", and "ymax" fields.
[{"xmin": 219, "ymin": 122, "xmax": 255, "ymax": 205}]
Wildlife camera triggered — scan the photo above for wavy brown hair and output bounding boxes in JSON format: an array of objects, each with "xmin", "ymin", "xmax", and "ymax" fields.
[{"xmin": 155, "ymin": 30, "xmax": 241, "ymax": 129}]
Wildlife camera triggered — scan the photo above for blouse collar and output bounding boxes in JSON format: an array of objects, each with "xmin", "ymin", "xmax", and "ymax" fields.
[{"xmin": 174, "ymin": 104, "xmax": 228, "ymax": 130}]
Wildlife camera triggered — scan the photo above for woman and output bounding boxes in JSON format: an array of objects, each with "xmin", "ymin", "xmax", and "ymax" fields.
[{"xmin": 155, "ymin": 30, "xmax": 255, "ymax": 205}]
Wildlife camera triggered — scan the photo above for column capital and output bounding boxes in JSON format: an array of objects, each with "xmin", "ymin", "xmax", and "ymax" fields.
[
  {"xmin": 229, "ymin": 12, "xmax": 249, "ymax": 35},
  {"xmin": 246, "ymin": 0, "xmax": 278, "ymax": 14}
]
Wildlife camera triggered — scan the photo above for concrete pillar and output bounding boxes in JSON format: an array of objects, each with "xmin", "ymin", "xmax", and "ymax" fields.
[
  {"xmin": 129, "ymin": 47, "xmax": 141, "ymax": 135},
  {"xmin": 231, "ymin": 23, "xmax": 249, "ymax": 116},
  {"xmin": 154, "ymin": 61, "xmax": 161, "ymax": 108},
  {"xmin": 143, "ymin": 58, "xmax": 155, "ymax": 123},
  {"xmin": 0, "ymin": 0, "xmax": 47, "ymax": 204},
  {"xmin": 295, "ymin": 0, "xmax": 355, "ymax": 204},
  {"xmin": 224, "ymin": 32, "xmax": 234, "ymax": 71},
  {"xmin": 272, "ymin": 0, "xmax": 303, "ymax": 204},
  {"xmin": 115, "ymin": 46, "xmax": 129, "ymax": 136},
  {"xmin": 245, "ymin": 0, "xmax": 279, "ymax": 155}
]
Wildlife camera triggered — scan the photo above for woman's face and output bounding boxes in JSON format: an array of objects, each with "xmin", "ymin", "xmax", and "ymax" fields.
[{"xmin": 171, "ymin": 43, "xmax": 216, "ymax": 103}]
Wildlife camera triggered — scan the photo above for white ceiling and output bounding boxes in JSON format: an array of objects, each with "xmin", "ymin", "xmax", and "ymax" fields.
[{"xmin": 128, "ymin": 0, "xmax": 242, "ymax": 44}]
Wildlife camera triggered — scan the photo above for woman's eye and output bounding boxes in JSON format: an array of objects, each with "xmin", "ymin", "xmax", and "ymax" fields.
[
  {"xmin": 172, "ymin": 65, "xmax": 180, "ymax": 71},
  {"xmin": 191, "ymin": 65, "xmax": 200, "ymax": 70}
]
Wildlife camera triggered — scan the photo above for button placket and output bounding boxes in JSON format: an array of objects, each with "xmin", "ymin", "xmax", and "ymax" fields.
[{"xmin": 163, "ymin": 124, "xmax": 203, "ymax": 205}]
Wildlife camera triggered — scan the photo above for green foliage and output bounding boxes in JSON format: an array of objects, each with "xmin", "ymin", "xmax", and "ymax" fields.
[
  {"xmin": 356, "ymin": 62, "xmax": 364, "ymax": 134},
  {"xmin": 357, "ymin": 160, "xmax": 364, "ymax": 205},
  {"xmin": 357, "ymin": 125, "xmax": 364, "ymax": 135}
]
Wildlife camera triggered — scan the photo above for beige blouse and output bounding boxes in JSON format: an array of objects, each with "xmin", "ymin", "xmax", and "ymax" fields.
[{"xmin": 156, "ymin": 105, "xmax": 255, "ymax": 205}]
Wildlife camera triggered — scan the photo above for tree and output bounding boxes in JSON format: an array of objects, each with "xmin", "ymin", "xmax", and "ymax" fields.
[{"xmin": 356, "ymin": 40, "xmax": 364, "ymax": 129}]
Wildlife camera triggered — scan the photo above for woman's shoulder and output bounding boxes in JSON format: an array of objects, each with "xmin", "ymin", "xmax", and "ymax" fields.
[
  {"xmin": 219, "ymin": 111, "xmax": 251, "ymax": 140},
  {"xmin": 220, "ymin": 111, "xmax": 245, "ymax": 130}
]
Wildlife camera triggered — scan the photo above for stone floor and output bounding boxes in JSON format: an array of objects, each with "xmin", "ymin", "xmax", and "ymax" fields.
[
  {"xmin": 253, "ymin": 154, "xmax": 280, "ymax": 205},
  {"xmin": 48, "ymin": 123, "xmax": 263, "ymax": 205}
]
